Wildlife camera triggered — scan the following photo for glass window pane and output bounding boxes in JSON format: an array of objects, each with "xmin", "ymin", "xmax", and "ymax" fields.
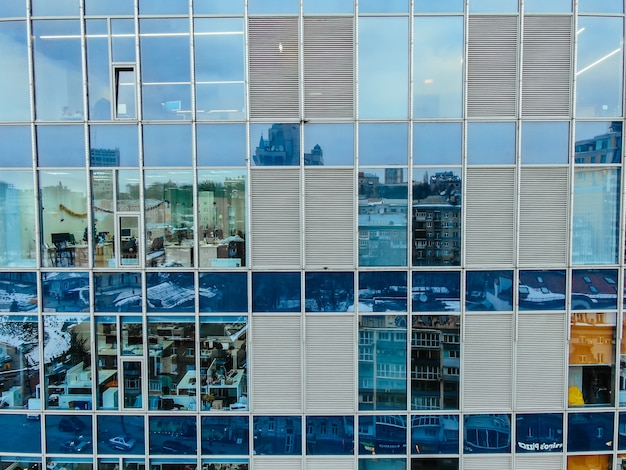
[
  {"xmin": 197, "ymin": 124, "xmax": 247, "ymax": 166},
  {"xmin": 574, "ymin": 121, "xmax": 622, "ymax": 164},
  {"xmin": 518, "ymin": 270, "xmax": 566, "ymax": 311},
  {"xmin": 0, "ymin": 172, "xmax": 36, "ymax": 267},
  {"xmin": 138, "ymin": 0, "xmax": 189, "ymax": 15},
  {"xmin": 0, "ymin": 126, "xmax": 31, "ymax": 167},
  {"xmin": 111, "ymin": 19, "xmax": 136, "ymax": 63},
  {"xmin": 359, "ymin": 415, "xmax": 407, "ymax": 454},
  {"xmin": 410, "ymin": 458, "xmax": 459, "ymax": 470},
  {"xmin": 33, "ymin": 21, "xmax": 84, "ymax": 121},
  {"xmin": 85, "ymin": 0, "xmax": 134, "ymax": 15},
  {"xmin": 202, "ymin": 416, "xmax": 249, "ymax": 452},
  {"xmin": 252, "ymin": 272, "xmax": 301, "ymax": 312},
  {"xmin": 149, "ymin": 416, "xmax": 197, "ymax": 450},
  {"xmin": 521, "ymin": 122, "xmax": 569, "ymax": 164},
  {"xmin": 413, "ymin": 123, "xmax": 462, "ymax": 165},
  {"xmin": 304, "ymin": 123, "xmax": 354, "ymax": 166},
  {"xmin": 358, "ymin": 17, "xmax": 409, "ymax": 119},
  {"xmin": 98, "ymin": 415, "xmax": 145, "ymax": 453},
  {"xmin": 524, "ymin": 0, "xmax": 571, "ymax": 12},
  {"xmin": 411, "ymin": 415, "xmax": 459, "ymax": 452},
  {"xmin": 304, "ymin": 0, "xmax": 353, "ymax": 14},
  {"xmin": 32, "ymin": 0, "xmax": 79, "ymax": 16},
  {"xmin": 305, "ymin": 272, "xmax": 354, "ymax": 312},
  {"xmin": 197, "ymin": 169, "xmax": 247, "ymax": 268},
  {"xmin": 567, "ymin": 412, "xmax": 614, "ymax": 451},
  {"xmin": 140, "ymin": 19, "xmax": 190, "ymax": 82},
  {"xmin": 0, "ymin": 414, "xmax": 40, "ymax": 452},
  {"xmin": 253, "ymin": 417, "xmax": 302, "ymax": 455},
  {"xmin": 415, "ymin": 0, "xmax": 464, "ymax": 12},
  {"xmin": 94, "ymin": 273, "xmax": 142, "ymax": 312},
  {"xmin": 0, "ymin": 22, "xmax": 30, "ymax": 121},
  {"xmin": 248, "ymin": 0, "xmax": 299, "ymax": 14},
  {"xmin": 193, "ymin": 0, "xmax": 245, "ymax": 15},
  {"xmin": 466, "ymin": 271, "xmax": 513, "ymax": 312},
  {"xmin": 306, "ymin": 416, "xmax": 354, "ymax": 454},
  {"xmin": 413, "ymin": 17, "xmax": 463, "ymax": 118},
  {"xmin": 143, "ymin": 125, "xmax": 192, "ymax": 166},
  {"xmin": 576, "ymin": 17, "xmax": 623, "ymax": 117},
  {"xmin": 37, "ymin": 126, "xmax": 85, "ymax": 167},
  {"xmin": 572, "ymin": 168, "xmax": 620, "ymax": 264},
  {"xmin": 87, "ymin": 33, "xmax": 112, "ymax": 121},
  {"xmin": 0, "ymin": 0, "xmax": 26, "ymax": 17},
  {"xmin": 579, "ymin": 0, "xmax": 623, "ymax": 13},
  {"xmin": 142, "ymin": 84, "xmax": 192, "ymax": 120},
  {"xmin": 463, "ymin": 414, "xmax": 511, "ymax": 453},
  {"xmin": 359, "ymin": 272, "xmax": 407, "ymax": 312},
  {"xmin": 469, "ymin": 0, "xmax": 518, "ymax": 12},
  {"xmin": 467, "ymin": 122, "xmax": 516, "ymax": 164},
  {"xmin": 359, "ymin": 0, "xmax": 409, "ymax": 13},
  {"xmin": 45, "ymin": 415, "xmax": 92, "ymax": 453},
  {"xmin": 515, "ymin": 413, "xmax": 563, "ymax": 453},
  {"xmin": 571, "ymin": 269, "xmax": 618, "ymax": 310},
  {"xmin": 198, "ymin": 272, "xmax": 248, "ymax": 312},
  {"xmin": 411, "ymin": 272, "xmax": 461, "ymax": 312},
  {"xmin": 358, "ymin": 169, "xmax": 408, "ymax": 266},
  {"xmin": 90, "ymin": 125, "xmax": 139, "ymax": 167},
  {"xmin": 251, "ymin": 123, "xmax": 301, "ymax": 166},
  {"xmin": 359, "ymin": 123, "xmax": 408, "ymax": 165}
]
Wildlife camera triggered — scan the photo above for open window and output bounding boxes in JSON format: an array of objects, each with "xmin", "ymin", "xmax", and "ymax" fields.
[{"xmin": 114, "ymin": 66, "xmax": 137, "ymax": 119}]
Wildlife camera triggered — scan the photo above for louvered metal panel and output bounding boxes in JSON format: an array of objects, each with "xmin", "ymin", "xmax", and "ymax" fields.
[
  {"xmin": 303, "ymin": 17, "xmax": 354, "ymax": 119},
  {"xmin": 305, "ymin": 316, "xmax": 355, "ymax": 413},
  {"xmin": 305, "ymin": 169, "xmax": 355, "ymax": 268},
  {"xmin": 250, "ymin": 169, "xmax": 301, "ymax": 268},
  {"xmin": 516, "ymin": 314, "xmax": 566, "ymax": 410},
  {"xmin": 466, "ymin": 168, "xmax": 516, "ymax": 267},
  {"xmin": 515, "ymin": 453, "xmax": 565, "ymax": 470},
  {"xmin": 249, "ymin": 18, "xmax": 300, "ymax": 119},
  {"xmin": 306, "ymin": 458, "xmax": 355, "ymax": 470},
  {"xmin": 251, "ymin": 316, "xmax": 302, "ymax": 412},
  {"xmin": 467, "ymin": 16, "xmax": 519, "ymax": 117},
  {"xmin": 519, "ymin": 167, "xmax": 569, "ymax": 267},
  {"xmin": 253, "ymin": 458, "xmax": 303, "ymax": 470},
  {"xmin": 522, "ymin": 16, "xmax": 572, "ymax": 117},
  {"xmin": 463, "ymin": 315, "xmax": 513, "ymax": 410},
  {"xmin": 464, "ymin": 455, "xmax": 513, "ymax": 470}
]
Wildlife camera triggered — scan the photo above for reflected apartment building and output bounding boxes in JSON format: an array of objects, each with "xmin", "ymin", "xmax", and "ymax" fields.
[{"xmin": 2, "ymin": 1, "xmax": 626, "ymax": 470}]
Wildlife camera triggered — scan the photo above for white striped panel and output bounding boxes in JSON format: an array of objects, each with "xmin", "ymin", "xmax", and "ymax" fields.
[
  {"xmin": 464, "ymin": 455, "xmax": 513, "ymax": 470},
  {"xmin": 465, "ymin": 168, "xmax": 516, "ymax": 267},
  {"xmin": 253, "ymin": 458, "xmax": 303, "ymax": 470},
  {"xmin": 515, "ymin": 453, "xmax": 565, "ymax": 470},
  {"xmin": 306, "ymin": 457, "xmax": 355, "ymax": 470},
  {"xmin": 305, "ymin": 168, "xmax": 355, "ymax": 268}
]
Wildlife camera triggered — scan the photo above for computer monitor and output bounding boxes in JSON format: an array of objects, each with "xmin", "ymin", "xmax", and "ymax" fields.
[
  {"xmin": 120, "ymin": 228, "xmax": 132, "ymax": 238},
  {"xmin": 51, "ymin": 233, "xmax": 72, "ymax": 245}
]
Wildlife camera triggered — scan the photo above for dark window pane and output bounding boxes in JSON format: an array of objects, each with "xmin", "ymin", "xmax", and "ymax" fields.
[
  {"xmin": 306, "ymin": 416, "xmax": 354, "ymax": 455},
  {"xmin": 571, "ymin": 269, "xmax": 618, "ymax": 310},
  {"xmin": 252, "ymin": 272, "xmax": 301, "ymax": 312},
  {"xmin": 253, "ymin": 416, "xmax": 302, "ymax": 455},
  {"xmin": 463, "ymin": 414, "xmax": 511, "ymax": 453},
  {"xmin": 412, "ymin": 272, "xmax": 460, "ymax": 312},
  {"xmin": 359, "ymin": 415, "xmax": 407, "ymax": 454},
  {"xmin": 97, "ymin": 415, "xmax": 145, "ymax": 454},
  {"xmin": 146, "ymin": 272, "xmax": 195, "ymax": 312},
  {"xmin": 465, "ymin": 271, "xmax": 513, "ymax": 312},
  {"xmin": 411, "ymin": 458, "xmax": 459, "ymax": 470},
  {"xmin": 567, "ymin": 412, "xmax": 613, "ymax": 452},
  {"xmin": 411, "ymin": 415, "xmax": 459, "ymax": 453},
  {"xmin": 202, "ymin": 416, "xmax": 249, "ymax": 454},
  {"xmin": 94, "ymin": 272, "xmax": 142, "ymax": 313},
  {"xmin": 42, "ymin": 273, "xmax": 90, "ymax": 312},
  {"xmin": 305, "ymin": 272, "xmax": 354, "ymax": 312},
  {"xmin": 0, "ymin": 414, "xmax": 41, "ymax": 453},
  {"xmin": 518, "ymin": 270, "xmax": 566, "ymax": 311},
  {"xmin": 359, "ymin": 272, "xmax": 407, "ymax": 312},
  {"xmin": 149, "ymin": 416, "xmax": 197, "ymax": 454},
  {"xmin": 515, "ymin": 413, "xmax": 563, "ymax": 453},
  {"xmin": 46, "ymin": 415, "xmax": 92, "ymax": 453},
  {"xmin": 198, "ymin": 272, "xmax": 248, "ymax": 312}
]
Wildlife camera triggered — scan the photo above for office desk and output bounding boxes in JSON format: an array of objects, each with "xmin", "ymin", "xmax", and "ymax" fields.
[{"xmin": 165, "ymin": 244, "xmax": 193, "ymax": 266}]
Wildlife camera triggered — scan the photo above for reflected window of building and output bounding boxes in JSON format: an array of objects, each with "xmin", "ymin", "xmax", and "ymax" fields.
[
  {"xmin": 567, "ymin": 412, "xmax": 614, "ymax": 452},
  {"xmin": 359, "ymin": 415, "xmax": 407, "ymax": 455},
  {"xmin": 42, "ymin": 272, "xmax": 90, "ymax": 312},
  {"xmin": 0, "ymin": 172, "xmax": 36, "ymax": 267},
  {"xmin": 197, "ymin": 124, "xmax": 247, "ymax": 166},
  {"xmin": 518, "ymin": 270, "xmax": 566, "ymax": 311},
  {"xmin": 146, "ymin": 272, "xmax": 195, "ymax": 312},
  {"xmin": 515, "ymin": 413, "xmax": 563, "ymax": 453},
  {"xmin": 0, "ymin": 126, "xmax": 31, "ymax": 167},
  {"xmin": 252, "ymin": 272, "xmax": 301, "ymax": 313},
  {"xmin": 465, "ymin": 271, "xmax": 513, "ymax": 312},
  {"xmin": 199, "ymin": 316, "xmax": 248, "ymax": 411},
  {"xmin": 37, "ymin": 125, "xmax": 86, "ymax": 167},
  {"xmin": 359, "ymin": 272, "xmax": 407, "ymax": 313},
  {"xmin": 574, "ymin": 121, "xmax": 622, "ymax": 164},
  {"xmin": 199, "ymin": 272, "xmax": 248, "ymax": 312},
  {"xmin": 463, "ymin": 414, "xmax": 511, "ymax": 454},
  {"xmin": 143, "ymin": 125, "xmax": 192, "ymax": 166},
  {"xmin": 98, "ymin": 415, "xmax": 145, "ymax": 454},
  {"xmin": 576, "ymin": 16, "xmax": 623, "ymax": 118},
  {"xmin": 0, "ymin": 21, "xmax": 30, "ymax": 121},
  {"xmin": 197, "ymin": 169, "xmax": 246, "ymax": 268},
  {"xmin": 572, "ymin": 169, "xmax": 620, "ymax": 265},
  {"xmin": 467, "ymin": 122, "xmax": 516, "ymax": 164},
  {"xmin": 521, "ymin": 122, "xmax": 569, "ymax": 164},
  {"xmin": 358, "ymin": 315, "xmax": 407, "ymax": 411},
  {"xmin": 305, "ymin": 272, "xmax": 354, "ymax": 313},
  {"xmin": 202, "ymin": 416, "xmax": 249, "ymax": 454},
  {"xmin": 306, "ymin": 416, "xmax": 354, "ymax": 455},
  {"xmin": 89, "ymin": 125, "xmax": 139, "ymax": 167},
  {"xmin": 411, "ymin": 272, "xmax": 460, "ymax": 313},
  {"xmin": 250, "ymin": 123, "xmax": 301, "ymax": 166},
  {"xmin": 149, "ymin": 416, "xmax": 197, "ymax": 453},
  {"xmin": 410, "ymin": 415, "xmax": 459, "ymax": 454},
  {"xmin": 45, "ymin": 414, "xmax": 93, "ymax": 454},
  {"xmin": 412, "ymin": 168, "xmax": 461, "ymax": 267},
  {"xmin": 413, "ymin": 16, "xmax": 463, "ymax": 119},
  {"xmin": 304, "ymin": 123, "xmax": 354, "ymax": 166},
  {"xmin": 358, "ymin": 17, "xmax": 409, "ymax": 119},
  {"xmin": 413, "ymin": 123, "xmax": 462, "ymax": 166},
  {"xmin": 411, "ymin": 316, "xmax": 460, "ymax": 410},
  {"xmin": 193, "ymin": 0, "xmax": 245, "ymax": 15},
  {"xmin": 359, "ymin": 123, "xmax": 408, "ymax": 166},
  {"xmin": 253, "ymin": 416, "xmax": 302, "ymax": 455}
]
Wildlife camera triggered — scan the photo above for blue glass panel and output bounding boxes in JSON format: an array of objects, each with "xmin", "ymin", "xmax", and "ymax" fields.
[
  {"xmin": 0, "ymin": 172, "xmax": 36, "ymax": 267},
  {"xmin": 304, "ymin": 0, "xmax": 353, "ymax": 14},
  {"xmin": 97, "ymin": 415, "xmax": 145, "ymax": 454},
  {"xmin": 94, "ymin": 272, "xmax": 142, "ymax": 312},
  {"xmin": 197, "ymin": 124, "xmax": 246, "ymax": 166},
  {"xmin": 149, "ymin": 416, "xmax": 197, "ymax": 454},
  {"xmin": 46, "ymin": 415, "xmax": 92, "ymax": 453},
  {"xmin": 518, "ymin": 270, "xmax": 566, "ymax": 311},
  {"xmin": 146, "ymin": 272, "xmax": 195, "ymax": 312},
  {"xmin": 412, "ymin": 272, "xmax": 461, "ymax": 312},
  {"xmin": 463, "ymin": 414, "xmax": 511, "ymax": 453},
  {"xmin": 359, "ymin": 0, "xmax": 409, "ymax": 13},
  {"xmin": 359, "ymin": 123, "xmax": 408, "ymax": 165},
  {"xmin": 306, "ymin": 416, "xmax": 354, "ymax": 455},
  {"xmin": 521, "ymin": 122, "xmax": 569, "ymax": 164},
  {"xmin": 42, "ymin": 273, "xmax": 90, "ymax": 312},
  {"xmin": 411, "ymin": 415, "xmax": 459, "ymax": 453},
  {"xmin": 139, "ymin": 0, "xmax": 189, "ymax": 14},
  {"xmin": 572, "ymin": 168, "xmax": 620, "ymax": 264},
  {"xmin": 413, "ymin": 123, "xmax": 462, "ymax": 165},
  {"xmin": 0, "ymin": 126, "xmax": 31, "ymax": 166},
  {"xmin": 0, "ymin": 0, "xmax": 26, "ymax": 17},
  {"xmin": 253, "ymin": 416, "xmax": 302, "ymax": 455},
  {"xmin": 574, "ymin": 121, "xmax": 622, "ymax": 164},
  {"xmin": 304, "ymin": 123, "xmax": 354, "ymax": 166},
  {"xmin": 359, "ymin": 17, "xmax": 409, "ymax": 119},
  {"xmin": 359, "ymin": 415, "xmax": 407, "ymax": 455},
  {"xmin": 619, "ymin": 413, "xmax": 626, "ymax": 450},
  {"xmin": 139, "ymin": 18, "xmax": 190, "ymax": 80},
  {"xmin": 32, "ymin": 0, "xmax": 79, "ymax": 16},
  {"xmin": 248, "ymin": 0, "xmax": 299, "ymax": 14},
  {"xmin": 143, "ymin": 125, "xmax": 193, "ymax": 166},
  {"xmin": 469, "ymin": 0, "xmax": 517, "ymax": 12},
  {"xmin": 305, "ymin": 272, "xmax": 354, "ymax": 312},
  {"xmin": 87, "ymin": 35, "xmax": 112, "ymax": 120},
  {"xmin": 359, "ymin": 459, "xmax": 407, "ymax": 470},
  {"xmin": 515, "ymin": 413, "xmax": 563, "ymax": 453},
  {"xmin": 85, "ymin": 0, "xmax": 134, "ymax": 15},
  {"xmin": 193, "ymin": 0, "xmax": 245, "ymax": 15},
  {"xmin": 142, "ymin": 84, "xmax": 192, "ymax": 121},
  {"xmin": 467, "ymin": 122, "xmax": 516, "ymax": 164},
  {"xmin": 199, "ymin": 272, "xmax": 248, "ymax": 312},
  {"xmin": 0, "ymin": 21, "xmax": 30, "ymax": 121},
  {"xmin": 579, "ymin": 0, "xmax": 623, "ymax": 13},
  {"xmin": 415, "ymin": 0, "xmax": 463, "ymax": 12},
  {"xmin": 0, "ymin": 273, "xmax": 37, "ymax": 312},
  {"xmin": 410, "ymin": 459, "xmax": 459, "ymax": 470},
  {"xmin": 250, "ymin": 123, "xmax": 301, "ymax": 166},
  {"xmin": 524, "ymin": 0, "xmax": 571, "ymax": 12},
  {"xmin": 37, "ymin": 126, "xmax": 85, "ymax": 167},
  {"xmin": 359, "ymin": 315, "xmax": 407, "ymax": 411},
  {"xmin": 567, "ymin": 412, "xmax": 613, "ymax": 452},
  {"xmin": 252, "ymin": 272, "xmax": 301, "ymax": 312},
  {"xmin": 359, "ymin": 272, "xmax": 407, "ymax": 312},
  {"xmin": 89, "ymin": 125, "xmax": 139, "ymax": 167},
  {"xmin": 571, "ymin": 269, "xmax": 618, "ymax": 310},
  {"xmin": 465, "ymin": 271, "xmax": 513, "ymax": 312},
  {"xmin": 111, "ymin": 19, "xmax": 136, "ymax": 62},
  {"xmin": 202, "ymin": 416, "xmax": 249, "ymax": 454}
]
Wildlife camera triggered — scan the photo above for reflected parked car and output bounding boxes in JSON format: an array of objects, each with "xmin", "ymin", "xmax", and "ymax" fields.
[
  {"xmin": 60, "ymin": 436, "xmax": 91, "ymax": 452},
  {"xmin": 162, "ymin": 439, "xmax": 194, "ymax": 454},
  {"xmin": 109, "ymin": 434, "xmax": 136, "ymax": 451}
]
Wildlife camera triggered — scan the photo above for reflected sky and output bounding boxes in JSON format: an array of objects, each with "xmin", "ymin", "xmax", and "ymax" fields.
[
  {"xmin": 85, "ymin": 0, "xmax": 134, "ymax": 15},
  {"xmin": 90, "ymin": 125, "xmax": 139, "ymax": 167},
  {"xmin": 414, "ymin": 123, "xmax": 462, "ymax": 165},
  {"xmin": 193, "ymin": 0, "xmax": 244, "ymax": 15},
  {"xmin": 0, "ymin": 0, "xmax": 26, "ymax": 17},
  {"xmin": 0, "ymin": 21, "xmax": 30, "ymax": 121},
  {"xmin": 467, "ymin": 122, "xmax": 516, "ymax": 164},
  {"xmin": 415, "ymin": 0, "xmax": 463, "ymax": 12},
  {"xmin": 304, "ymin": 124, "xmax": 354, "ymax": 166},
  {"xmin": 143, "ymin": 125, "xmax": 192, "ymax": 166},
  {"xmin": 469, "ymin": 0, "xmax": 518, "ymax": 12},
  {"xmin": 524, "ymin": 0, "xmax": 571, "ymax": 12},
  {"xmin": 32, "ymin": 0, "xmax": 79, "ymax": 16},
  {"xmin": 37, "ymin": 126, "xmax": 86, "ymax": 167},
  {"xmin": 579, "ymin": 0, "xmax": 623, "ymax": 13},
  {"xmin": 197, "ymin": 124, "xmax": 246, "ymax": 166},
  {"xmin": 139, "ymin": 0, "xmax": 189, "ymax": 15},
  {"xmin": 359, "ymin": 123, "xmax": 408, "ymax": 166},
  {"xmin": 359, "ymin": 0, "xmax": 408, "ymax": 13},
  {"xmin": 521, "ymin": 122, "xmax": 569, "ymax": 164},
  {"xmin": 303, "ymin": 0, "xmax": 353, "ymax": 14},
  {"xmin": 248, "ymin": 0, "xmax": 299, "ymax": 14},
  {"xmin": 0, "ymin": 126, "xmax": 31, "ymax": 166}
]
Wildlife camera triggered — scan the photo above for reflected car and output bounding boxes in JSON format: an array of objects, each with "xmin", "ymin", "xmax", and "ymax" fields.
[
  {"xmin": 58, "ymin": 417, "xmax": 86, "ymax": 434},
  {"xmin": 60, "ymin": 436, "xmax": 91, "ymax": 452},
  {"xmin": 109, "ymin": 435, "xmax": 136, "ymax": 451},
  {"xmin": 162, "ymin": 439, "xmax": 194, "ymax": 454}
]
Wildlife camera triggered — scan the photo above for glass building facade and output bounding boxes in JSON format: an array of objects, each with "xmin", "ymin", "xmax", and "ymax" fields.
[{"xmin": 0, "ymin": 0, "xmax": 625, "ymax": 469}]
